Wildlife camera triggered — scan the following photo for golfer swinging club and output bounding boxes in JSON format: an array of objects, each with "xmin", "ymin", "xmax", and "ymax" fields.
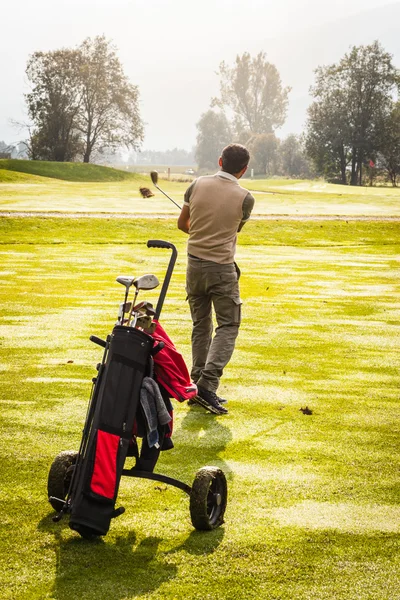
[{"xmin": 178, "ymin": 143, "xmax": 255, "ymax": 414}]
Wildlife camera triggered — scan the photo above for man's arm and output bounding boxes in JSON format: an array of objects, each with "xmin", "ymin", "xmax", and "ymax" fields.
[
  {"xmin": 178, "ymin": 204, "xmax": 190, "ymax": 234},
  {"xmin": 178, "ymin": 180, "xmax": 196, "ymax": 234},
  {"xmin": 238, "ymin": 192, "xmax": 255, "ymax": 232}
]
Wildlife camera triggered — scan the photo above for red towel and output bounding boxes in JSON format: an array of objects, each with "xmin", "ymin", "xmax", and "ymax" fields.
[{"xmin": 152, "ymin": 321, "xmax": 197, "ymax": 402}]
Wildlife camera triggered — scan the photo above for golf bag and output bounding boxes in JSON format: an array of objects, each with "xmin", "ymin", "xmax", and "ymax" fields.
[
  {"xmin": 69, "ymin": 325, "xmax": 153, "ymax": 537},
  {"xmin": 48, "ymin": 239, "xmax": 228, "ymax": 538}
]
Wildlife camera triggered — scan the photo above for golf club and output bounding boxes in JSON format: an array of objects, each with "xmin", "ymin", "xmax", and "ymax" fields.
[
  {"xmin": 127, "ymin": 274, "xmax": 160, "ymax": 326},
  {"xmin": 116, "ymin": 276, "xmax": 136, "ymax": 324},
  {"xmin": 149, "ymin": 171, "xmax": 182, "ymax": 210}
]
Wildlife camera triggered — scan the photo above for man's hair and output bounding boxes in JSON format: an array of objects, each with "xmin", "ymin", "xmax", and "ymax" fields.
[{"xmin": 221, "ymin": 143, "xmax": 250, "ymax": 175}]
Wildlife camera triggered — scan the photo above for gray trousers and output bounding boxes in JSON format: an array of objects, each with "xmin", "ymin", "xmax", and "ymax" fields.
[{"xmin": 186, "ymin": 256, "xmax": 242, "ymax": 392}]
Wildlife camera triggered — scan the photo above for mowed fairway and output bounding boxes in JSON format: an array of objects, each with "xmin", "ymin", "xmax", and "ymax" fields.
[
  {"xmin": 1, "ymin": 168, "xmax": 400, "ymax": 216},
  {"xmin": 0, "ymin": 174, "xmax": 399, "ymax": 599}
]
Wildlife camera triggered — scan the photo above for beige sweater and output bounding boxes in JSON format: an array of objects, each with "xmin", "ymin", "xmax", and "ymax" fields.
[{"xmin": 185, "ymin": 172, "xmax": 251, "ymax": 264}]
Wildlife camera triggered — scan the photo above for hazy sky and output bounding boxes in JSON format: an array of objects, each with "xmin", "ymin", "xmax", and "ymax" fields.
[{"xmin": 1, "ymin": 0, "xmax": 397, "ymax": 151}]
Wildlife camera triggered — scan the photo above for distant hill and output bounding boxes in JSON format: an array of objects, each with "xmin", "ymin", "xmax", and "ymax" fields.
[
  {"xmin": 0, "ymin": 169, "xmax": 50, "ymax": 183},
  {"xmin": 0, "ymin": 159, "xmax": 140, "ymax": 182}
]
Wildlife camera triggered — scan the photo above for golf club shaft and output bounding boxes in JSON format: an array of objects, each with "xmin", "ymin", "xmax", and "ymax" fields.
[
  {"xmin": 127, "ymin": 289, "xmax": 140, "ymax": 325},
  {"xmin": 155, "ymin": 184, "xmax": 182, "ymax": 210},
  {"xmin": 121, "ymin": 288, "xmax": 129, "ymax": 324}
]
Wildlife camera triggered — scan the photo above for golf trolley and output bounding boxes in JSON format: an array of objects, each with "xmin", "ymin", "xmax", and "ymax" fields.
[{"xmin": 47, "ymin": 240, "xmax": 227, "ymax": 539}]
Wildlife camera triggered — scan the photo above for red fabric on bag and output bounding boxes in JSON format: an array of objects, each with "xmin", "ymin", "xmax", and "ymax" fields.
[
  {"xmin": 152, "ymin": 321, "xmax": 197, "ymax": 402},
  {"xmin": 90, "ymin": 430, "xmax": 120, "ymax": 499}
]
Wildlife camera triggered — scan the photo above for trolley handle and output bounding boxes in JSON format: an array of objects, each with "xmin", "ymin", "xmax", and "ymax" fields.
[
  {"xmin": 147, "ymin": 240, "xmax": 177, "ymax": 321},
  {"xmin": 147, "ymin": 240, "xmax": 175, "ymax": 250}
]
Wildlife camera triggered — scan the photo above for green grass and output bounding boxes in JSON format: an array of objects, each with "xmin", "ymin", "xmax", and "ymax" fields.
[
  {"xmin": 245, "ymin": 178, "xmax": 400, "ymax": 215},
  {"xmin": 247, "ymin": 178, "xmax": 400, "ymax": 195},
  {"xmin": 0, "ymin": 216, "xmax": 399, "ymax": 599},
  {"xmin": 1, "ymin": 171, "xmax": 399, "ymax": 215},
  {"xmin": 0, "ymin": 159, "xmax": 140, "ymax": 182},
  {"xmin": 0, "ymin": 168, "xmax": 51, "ymax": 183}
]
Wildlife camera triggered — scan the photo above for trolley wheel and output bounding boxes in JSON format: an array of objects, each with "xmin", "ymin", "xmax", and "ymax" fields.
[
  {"xmin": 47, "ymin": 450, "xmax": 78, "ymax": 511},
  {"xmin": 189, "ymin": 466, "xmax": 227, "ymax": 530}
]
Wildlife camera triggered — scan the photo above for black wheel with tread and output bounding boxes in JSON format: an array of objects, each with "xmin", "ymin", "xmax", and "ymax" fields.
[
  {"xmin": 47, "ymin": 450, "xmax": 78, "ymax": 511},
  {"xmin": 189, "ymin": 466, "xmax": 227, "ymax": 530}
]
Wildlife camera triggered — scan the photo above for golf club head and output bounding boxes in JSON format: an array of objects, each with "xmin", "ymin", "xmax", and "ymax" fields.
[
  {"xmin": 135, "ymin": 315, "xmax": 153, "ymax": 329},
  {"xmin": 132, "ymin": 300, "xmax": 153, "ymax": 310},
  {"xmin": 139, "ymin": 187, "xmax": 154, "ymax": 198},
  {"xmin": 133, "ymin": 301, "xmax": 156, "ymax": 317},
  {"xmin": 117, "ymin": 301, "xmax": 132, "ymax": 323},
  {"xmin": 150, "ymin": 171, "xmax": 159, "ymax": 185},
  {"xmin": 133, "ymin": 274, "xmax": 159, "ymax": 291},
  {"xmin": 116, "ymin": 276, "xmax": 135, "ymax": 289}
]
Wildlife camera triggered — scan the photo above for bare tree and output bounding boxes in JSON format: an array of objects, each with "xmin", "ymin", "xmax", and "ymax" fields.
[
  {"xmin": 212, "ymin": 52, "xmax": 290, "ymax": 136},
  {"xmin": 77, "ymin": 36, "xmax": 144, "ymax": 163}
]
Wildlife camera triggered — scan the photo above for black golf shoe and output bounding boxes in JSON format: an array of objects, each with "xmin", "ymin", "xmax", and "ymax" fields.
[
  {"xmin": 188, "ymin": 387, "xmax": 227, "ymax": 405},
  {"xmin": 187, "ymin": 395, "xmax": 227, "ymax": 405},
  {"xmin": 191, "ymin": 386, "xmax": 228, "ymax": 415}
]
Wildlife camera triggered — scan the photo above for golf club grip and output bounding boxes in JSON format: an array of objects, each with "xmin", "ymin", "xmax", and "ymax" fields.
[
  {"xmin": 147, "ymin": 240, "xmax": 174, "ymax": 250},
  {"xmin": 90, "ymin": 335, "xmax": 107, "ymax": 348}
]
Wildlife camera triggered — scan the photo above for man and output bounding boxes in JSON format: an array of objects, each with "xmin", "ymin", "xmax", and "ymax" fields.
[{"xmin": 177, "ymin": 143, "xmax": 255, "ymax": 415}]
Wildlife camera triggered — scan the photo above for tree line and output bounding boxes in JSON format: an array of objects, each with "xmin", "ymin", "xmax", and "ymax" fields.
[
  {"xmin": 306, "ymin": 41, "xmax": 400, "ymax": 186},
  {"xmin": 21, "ymin": 37, "xmax": 400, "ymax": 185},
  {"xmin": 196, "ymin": 42, "xmax": 400, "ymax": 185}
]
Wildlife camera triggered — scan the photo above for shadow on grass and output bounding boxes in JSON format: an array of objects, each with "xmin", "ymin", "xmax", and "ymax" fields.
[
  {"xmin": 170, "ymin": 406, "xmax": 233, "ymax": 479},
  {"xmin": 38, "ymin": 507, "xmax": 225, "ymax": 599},
  {"xmin": 39, "ymin": 512, "xmax": 178, "ymax": 599},
  {"xmin": 167, "ymin": 527, "xmax": 225, "ymax": 556}
]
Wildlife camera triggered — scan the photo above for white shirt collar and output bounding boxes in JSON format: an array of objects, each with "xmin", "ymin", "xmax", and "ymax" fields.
[{"xmin": 216, "ymin": 170, "xmax": 238, "ymax": 183}]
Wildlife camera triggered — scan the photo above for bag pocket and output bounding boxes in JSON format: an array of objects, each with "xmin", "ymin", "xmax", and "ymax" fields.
[{"xmin": 89, "ymin": 429, "xmax": 123, "ymax": 501}]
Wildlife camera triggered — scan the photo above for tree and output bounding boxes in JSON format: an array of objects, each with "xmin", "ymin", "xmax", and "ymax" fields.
[
  {"xmin": 25, "ymin": 49, "xmax": 83, "ymax": 162},
  {"xmin": 77, "ymin": 36, "xmax": 143, "ymax": 163},
  {"xmin": 24, "ymin": 36, "xmax": 144, "ymax": 163},
  {"xmin": 212, "ymin": 52, "xmax": 290, "ymax": 136},
  {"xmin": 306, "ymin": 86, "xmax": 352, "ymax": 184},
  {"xmin": 195, "ymin": 110, "xmax": 232, "ymax": 170},
  {"xmin": 306, "ymin": 41, "xmax": 399, "ymax": 185},
  {"xmin": 247, "ymin": 133, "xmax": 279, "ymax": 175},
  {"xmin": 279, "ymin": 134, "xmax": 312, "ymax": 178},
  {"xmin": 378, "ymin": 102, "xmax": 400, "ymax": 186},
  {"xmin": 343, "ymin": 41, "xmax": 398, "ymax": 185}
]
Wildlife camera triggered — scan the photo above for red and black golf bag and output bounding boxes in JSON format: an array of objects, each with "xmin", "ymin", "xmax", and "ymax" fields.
[
  {"xmin": 48, "ymin": 240, "xmax": 227, "ymax": 538},
  {"xmin": 69, "ymin": 325, "xmax": 154, "ymax": 537},
  {"xmin": 63, "ymin": 241, "xmax": 196, "ymax": 538}
]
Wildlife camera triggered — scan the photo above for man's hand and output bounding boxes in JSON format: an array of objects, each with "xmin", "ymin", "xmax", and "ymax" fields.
[{"xmin": 178, "ymin": 205, "xmax": 190, "ymax": 234}]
